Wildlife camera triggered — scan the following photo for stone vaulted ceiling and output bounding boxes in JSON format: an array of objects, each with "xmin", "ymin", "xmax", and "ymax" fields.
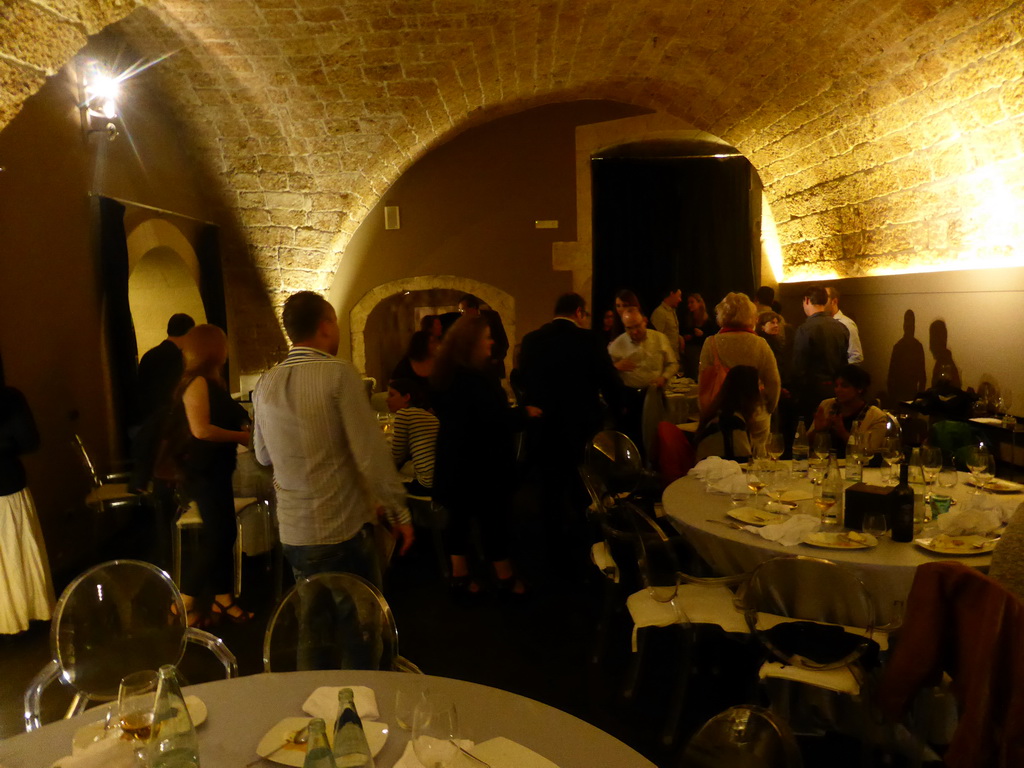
[{"xmin": 3, "ymin": 0, "xmax": 1024, "ymax": 298}]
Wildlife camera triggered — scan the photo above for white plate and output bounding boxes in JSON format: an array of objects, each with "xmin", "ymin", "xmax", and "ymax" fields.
[
  {"xmin": 915, "ymin": 535, "xmax": 999, "ymax": 555},
  {"xmin": 726, "ymin": 507, "xmax": 786, "ymax": 526},
  {"xmin": 971, "ymin": 479, "xmax": 1024, "ymax": 493},
  {"xmin": 71, "ymin": 696, "xmax": 207, "ymax": 751},
  {"xmin": 802, "ymin": 531, "xmax": 878, "ymax": 549},
  {"xmin": 256, "ymin": 717, "xmax": 388, "ymax": 767}
]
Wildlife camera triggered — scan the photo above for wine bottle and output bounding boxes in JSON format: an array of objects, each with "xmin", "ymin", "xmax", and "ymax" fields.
[
  {"xmin": 891, "ymin": 462, "xmax": 915, "ymax": 542},
  {"xmin": 149, "ymin": 665, "xmax": 199, "ymax": 768},
  {"xmin": 792, "ymin": 420, "xmax": 809, "ymax": 477},
  {"xmin": 332, "ymin": 689, "xmax": 375, "ymax": 768},
  {"xmin": 303, "ymin": 719, "xmax": 338, "ymax": 768}
]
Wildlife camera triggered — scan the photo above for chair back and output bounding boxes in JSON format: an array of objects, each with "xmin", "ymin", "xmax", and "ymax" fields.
[
  {"xmin": 586, "ymin": 430, "xmax": 644, "ymax": 496},
  {"xmin": 679, "ymin": 705, "xmax": 803, "ymax": 768},
  {"xmin": 72, "ymin": 433, "xmax": 102, "ymax": 488},
  {"xmin": 656, "ymin": 421, "xmax": 695, "ymax": 485},
  {"xmin": 737, "ymin": 556, "xmax": 876, "ymax": 670},
  {"xmin": 263, "ymin": 572, "xmax": 400, "ymax": 672}
]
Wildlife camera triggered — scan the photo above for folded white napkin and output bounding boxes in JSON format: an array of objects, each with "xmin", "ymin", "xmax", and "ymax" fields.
[
  {"xmin": 688, "ymin": 456, "xmax": 742, "ymax": 480},
  {"xmin": 935, "ymin": 506, "xmax": 1003, "ymax": 536},
  {"xmin": 51, "ymin": 732, "xmax": 137, "ymax": 768},
  {"xmin": 744, "ymin": 514, "xmax": 820, "ymax": 546},
  {"xmin": 302, "ymin": 685, "xmax": 380, "ymax": 724},
  {"xmin": 394, "ymin": 738, "xmax": 475, "ymax": 768}
]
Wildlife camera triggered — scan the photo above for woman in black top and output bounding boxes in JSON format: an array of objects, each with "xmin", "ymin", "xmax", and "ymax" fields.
[
  {"xmin": 430, "ymin": 316, "xmax": 541, "ymax": 595},
  {"xmin": 0, "ymin": 351, "xmax": 53, "ymax": 633},
  {"xmin": 171, "ymin": 325, "xmax": 251, "ymax": 626},
  {"xmin": 391, "ymin": 330, "xmax": 437, "ymax": 399}
]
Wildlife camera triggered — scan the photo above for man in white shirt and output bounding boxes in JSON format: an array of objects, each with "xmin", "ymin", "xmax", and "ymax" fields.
[
  {"xmin": 650, "ymin": 287, "xmax": 683, "ymax": 357},
  {"xmin": 608, "ymin": 308, "xmax": 679, "ymax": 388},
  {"xmin": 827, "ymin": 286, "xmax": 864, "ymax": 364},
  {"xmin": 253, "ymin": 291, "xmax": 413, "ymax": 587}
]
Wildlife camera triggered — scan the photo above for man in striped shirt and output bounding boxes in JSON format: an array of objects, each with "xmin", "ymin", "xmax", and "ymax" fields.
[{"xmin": 253, "ymin": 292, "xmax": 413, "ymax": 587}]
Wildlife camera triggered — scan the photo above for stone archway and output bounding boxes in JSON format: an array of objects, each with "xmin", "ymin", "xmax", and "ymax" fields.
[{"xmin": 349, "ymin": 275, "xmax": 515, "ymax": 376}]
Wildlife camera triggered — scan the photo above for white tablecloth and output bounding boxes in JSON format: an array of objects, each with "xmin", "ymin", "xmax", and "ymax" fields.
[
  {"xmin": 0, "ymin": 671, "xmax": 653, "ymax": 768},
  {"xmin": 662, "ymin": 468, "xmax": 1016, "ymax": 624}
]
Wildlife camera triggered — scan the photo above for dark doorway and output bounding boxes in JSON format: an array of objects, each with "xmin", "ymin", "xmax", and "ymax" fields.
[{"xmin": 591, "ymin": 143, "xmax": 760, "ymax": 318}]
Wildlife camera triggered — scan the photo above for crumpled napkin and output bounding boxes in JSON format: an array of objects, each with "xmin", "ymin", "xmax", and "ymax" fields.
[
  {"xmin": 689, "ymin": 458, "xmax": 745, "ymax": 493},
  {"xmin": 744, "ymin": 514, "xmax": 820, "ymax": 546},
  {"xmin": 51, "ymin": 732, "xmax": 137, "ymax": 768},
  {"xmin": 302, "ymin": 685, "xmax": 380, "ymax": 724},
  {"xmin": 393, "ymin": 738, "xmax": 475, "ymax": 768},
  {"xmin": 935, "ymin": 505, "xmax": 1003, "ymax": 536}
]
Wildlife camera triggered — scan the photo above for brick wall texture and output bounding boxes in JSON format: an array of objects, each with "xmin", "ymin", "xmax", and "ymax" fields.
[{"xmin": 3, "ymin": 0, "xmax": 1024, "ymax": 316}]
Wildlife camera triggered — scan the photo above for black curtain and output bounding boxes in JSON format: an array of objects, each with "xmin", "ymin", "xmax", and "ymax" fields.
[
  {"xmin": 96, "ymin": 196, "xmax": 138, "ymax": 446},
  {"xmin": 195, "ymin": 223, "xmax": 228, "ymax": 381},
  {"xmin": 591, "ymin": 155, "xmax": 757, "ymax": 318}
]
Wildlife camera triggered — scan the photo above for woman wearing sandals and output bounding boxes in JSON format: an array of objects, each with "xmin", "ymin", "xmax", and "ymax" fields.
[{"xmin": 170, "ymin": 324, "xmax": 252, "ymax": 626}]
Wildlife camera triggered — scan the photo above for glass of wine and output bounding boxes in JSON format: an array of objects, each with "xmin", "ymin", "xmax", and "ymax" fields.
[
  {"xmin": 812, "ymin": 432, "xmax": 832, "ymax": 462},
  {"xmin": 412, "ymin": 695, "xmax": 459, "ymax": 768},
  {"xmin": 117, "ymin": 670, "xmax": 158, "ymax": 744},
  {"xmin": 764, "ymin": 465, "xmax": 792, "ymax": 513},
  {"xmin": 966, "ymin": 445, "xmax": 992, "ymax": 494},
  {"xmin": 881, "ymin": 437, "xmax": 904, "ymax": 486},
  {"xmin": 746, "ymin": 468, "xmax": 767, "ymax": 509},
  {"xmin": 920, "ymin": 446, "xmax": 942, "ymax": 502},
  {"xmin": 814, "ymin": 480, "xmax": 839, "ymax": 528},
  {"xmin": 766, "ymin": 432, "xmax": 785, "ymax": 462}
]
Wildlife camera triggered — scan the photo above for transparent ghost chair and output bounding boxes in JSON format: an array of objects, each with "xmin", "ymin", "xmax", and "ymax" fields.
[
  {"xmin": 263, "ymin": 572, "xmax": 420, "ymax": 673},
  {"xmin": 736, "ymin": 555, "xmax": 885, "ymax": 749},
  {"xmin": 24, "ymin": 559, "xmax": 237, "ymax": 731},
  {"xmin": 677, "ymin": 705, "xmax": 803, "ymax": 768}
]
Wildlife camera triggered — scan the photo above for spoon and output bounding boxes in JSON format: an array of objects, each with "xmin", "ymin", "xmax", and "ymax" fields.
[{"xmin": 246, "ymin": 723, "xmax": 309, "ymax": 767}]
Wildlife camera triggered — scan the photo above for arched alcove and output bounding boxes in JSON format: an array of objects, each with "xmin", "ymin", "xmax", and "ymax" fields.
[{"xmin": 349, "ymin": 275, "xmax": 515, "ymax": 380}]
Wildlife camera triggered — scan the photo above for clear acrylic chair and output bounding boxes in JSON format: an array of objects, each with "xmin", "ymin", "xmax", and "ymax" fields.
[
  {"xmin": 24, "ymin": 559, "xmax": 237, "ymax": 731},
  {"xmin": 736, "ymin": 555, "xmax": 883, "ymax": 748},
  {"xmin": 263, "ymin": 572, "xmax": 420, "ymax": 674},
  {"xmin": 607, "ymin": 500, "xmax": 749, "ymax": 747},
  {"xmin": 73, "ymin": 433, "xmax": 143, "ymax": 512},
  {"xmin": 678, "ymin": 705, "xmax": 803, "ymax": 768}
]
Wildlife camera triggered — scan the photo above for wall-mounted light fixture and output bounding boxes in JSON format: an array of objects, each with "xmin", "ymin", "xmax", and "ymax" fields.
[{"xmin": 79, "ymin": 60, "xmax": 122, "ymax": 141}]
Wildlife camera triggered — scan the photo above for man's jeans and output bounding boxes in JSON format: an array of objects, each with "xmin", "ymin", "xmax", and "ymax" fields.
[{"xmin": 282, "ymin": 523, "xmax": 382, "ymax": 588}]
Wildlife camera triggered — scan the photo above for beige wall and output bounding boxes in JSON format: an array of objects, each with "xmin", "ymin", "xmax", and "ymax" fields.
[
  {"xmin": 330, "ymin": 100, "xmax": 649, "ymax": 362},
  {"xmin": 778, "ymin": 268, "xmax": 1024, "ymax": 412}
]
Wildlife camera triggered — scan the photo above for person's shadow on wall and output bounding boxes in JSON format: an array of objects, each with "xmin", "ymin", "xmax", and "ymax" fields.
[
  {"xmin": 887, "ymin": 309, "xmax": 927, "ymax": 404},
  {"xmin": 929, "ymin": 319, "xmax": 961, "ymax": 390}
]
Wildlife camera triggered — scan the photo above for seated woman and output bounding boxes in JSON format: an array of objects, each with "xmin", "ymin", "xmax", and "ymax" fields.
[
  {"xmin": 391, "ymin": 330, "xmax": 437, "ymax": 397},
  {"xmin": 387, "ymin": 378, "xmax": 439, "ymax": 497},
  {"xmin": 695, "ymin": 365, "xmax": 761, "ymax": 463},
  {"xmin": 807, "ymin": 364, "xmax": 887, "ymax": 457}
]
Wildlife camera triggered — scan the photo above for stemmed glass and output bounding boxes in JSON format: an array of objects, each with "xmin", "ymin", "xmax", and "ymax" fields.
[
  {"xmin": 881, "ymin": 437, "xmax": 904, "ymax": 486},
  {"xmin": 812, "ymin": 433, "xmax": 831, "ymax": 462},
  {"xmin": 764, "ymin": 465, "xmax": 792, "ymax": 513},
  {"xmin": 920, "ymin": 446, "xmax": 942, "ymax": 502},
  {"xmin": 937, "ymin": 466, "xmax": 958, "ymax": 493},
  {"xmin": 412, "ymin": 695, "xmax": 459, "ymax": 768},
  {"xmin": 117, "ymin": 670, "xmax": 158, "ymax": 744},
  {"xmin": 746, "ymin": 467, "xmax": 767, "ymax": 509},
  {"xmin": 966, "ymin": 445, "xmax": 993, "ymax": 494},
  {"xmin": 766, "ymin": 433, "xmax": 785, "ymax": 462}
]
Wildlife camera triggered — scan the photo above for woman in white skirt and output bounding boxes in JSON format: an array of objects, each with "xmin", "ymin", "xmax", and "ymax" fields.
[{"xmin": 0, "ymin": 351, "xmax": 54, "ymax": 634}]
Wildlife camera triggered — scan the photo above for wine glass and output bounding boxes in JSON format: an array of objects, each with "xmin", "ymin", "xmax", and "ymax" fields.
[
  {"xmin": 813, "ymin": 481, "xmax": 839, "ymax": 528},
  {"xmin": 862, "ymin": 512, "xmax": 889, "ymax": 540},
  {"xmin": 117, "ymin": 670, "xmax": 158, "ymax": 744},
  {"xmin": 976, "ymin": 454, "xmax": 997, "ymax": 491},
  {"xmin": 766, "ymin": 432, "xmax": 784, "ymax": 462},
  {"xmin": 412, "ymin": 695, "xmax": 459, "ymax": 768},
  {"xmin": 745, "ymin": 468, "xmax": 766, "ymax": 509},
  {"xmin": 765, "ymin": 465, "xmax": 792, "ymax": 512},
  {"xmin": 920, "ymin": 446, "xmax": 942, "ymax": 502},
  {"xmin": 937, "ymin": 466, "xmax": 958, "ymax": 492},
  {"xmin": 966, "ymin": 445, "xmax": 992, "ymax": 493},
  {"xmin": 812, "ymin": 432, "xmax": 832, "ymax": 462},
  {"xmin": 881, "ymin": 437, "xmax": 904, "ymax": 486}
]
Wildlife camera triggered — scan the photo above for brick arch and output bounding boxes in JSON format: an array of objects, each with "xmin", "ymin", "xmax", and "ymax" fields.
[
  {"xmin": 349, "ymin": 276, "xmax": 515, "ymax": 376},
  {"xmin": 3, "ymin": 0, "xmax": 1023, "ymax": 298}
]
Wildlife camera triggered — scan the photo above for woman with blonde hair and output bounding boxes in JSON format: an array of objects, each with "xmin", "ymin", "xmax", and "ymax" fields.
[
  {"xmin": 170, "ymin": 324, "xmax": 251, "ymax": 626},
  {"xmin": 698, "ymin": 292, "xmax": 780, "ymax": 450},
  {"xmin": 431, "ymin": 316, "xmax": 540, "ymax": 596}
]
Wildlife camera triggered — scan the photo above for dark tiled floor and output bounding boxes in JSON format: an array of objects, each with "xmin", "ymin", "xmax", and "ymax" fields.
[{"xmin": 0, "ymin": 512, "xmax": 895, "ymax": 767}]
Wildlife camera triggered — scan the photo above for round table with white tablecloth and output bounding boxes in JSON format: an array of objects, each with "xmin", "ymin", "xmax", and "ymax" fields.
[
  {"xmin": 0, "ymin": 670, "xmax": 654, "ymax": 768},
  {"xmin": 661, "ymin": 467, "xmax": 1019, "ymax": 624}
]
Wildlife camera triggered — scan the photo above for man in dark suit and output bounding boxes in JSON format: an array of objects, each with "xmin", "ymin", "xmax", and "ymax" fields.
[{"xmin": 518, "ymin": 293, "xmax": 623, "ymax": 576}]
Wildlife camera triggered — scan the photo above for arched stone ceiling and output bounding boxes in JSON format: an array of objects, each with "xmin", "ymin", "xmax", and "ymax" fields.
[{"xmin": 3, "ymin": 0, "xmax": 1023, "ymax": 295}]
